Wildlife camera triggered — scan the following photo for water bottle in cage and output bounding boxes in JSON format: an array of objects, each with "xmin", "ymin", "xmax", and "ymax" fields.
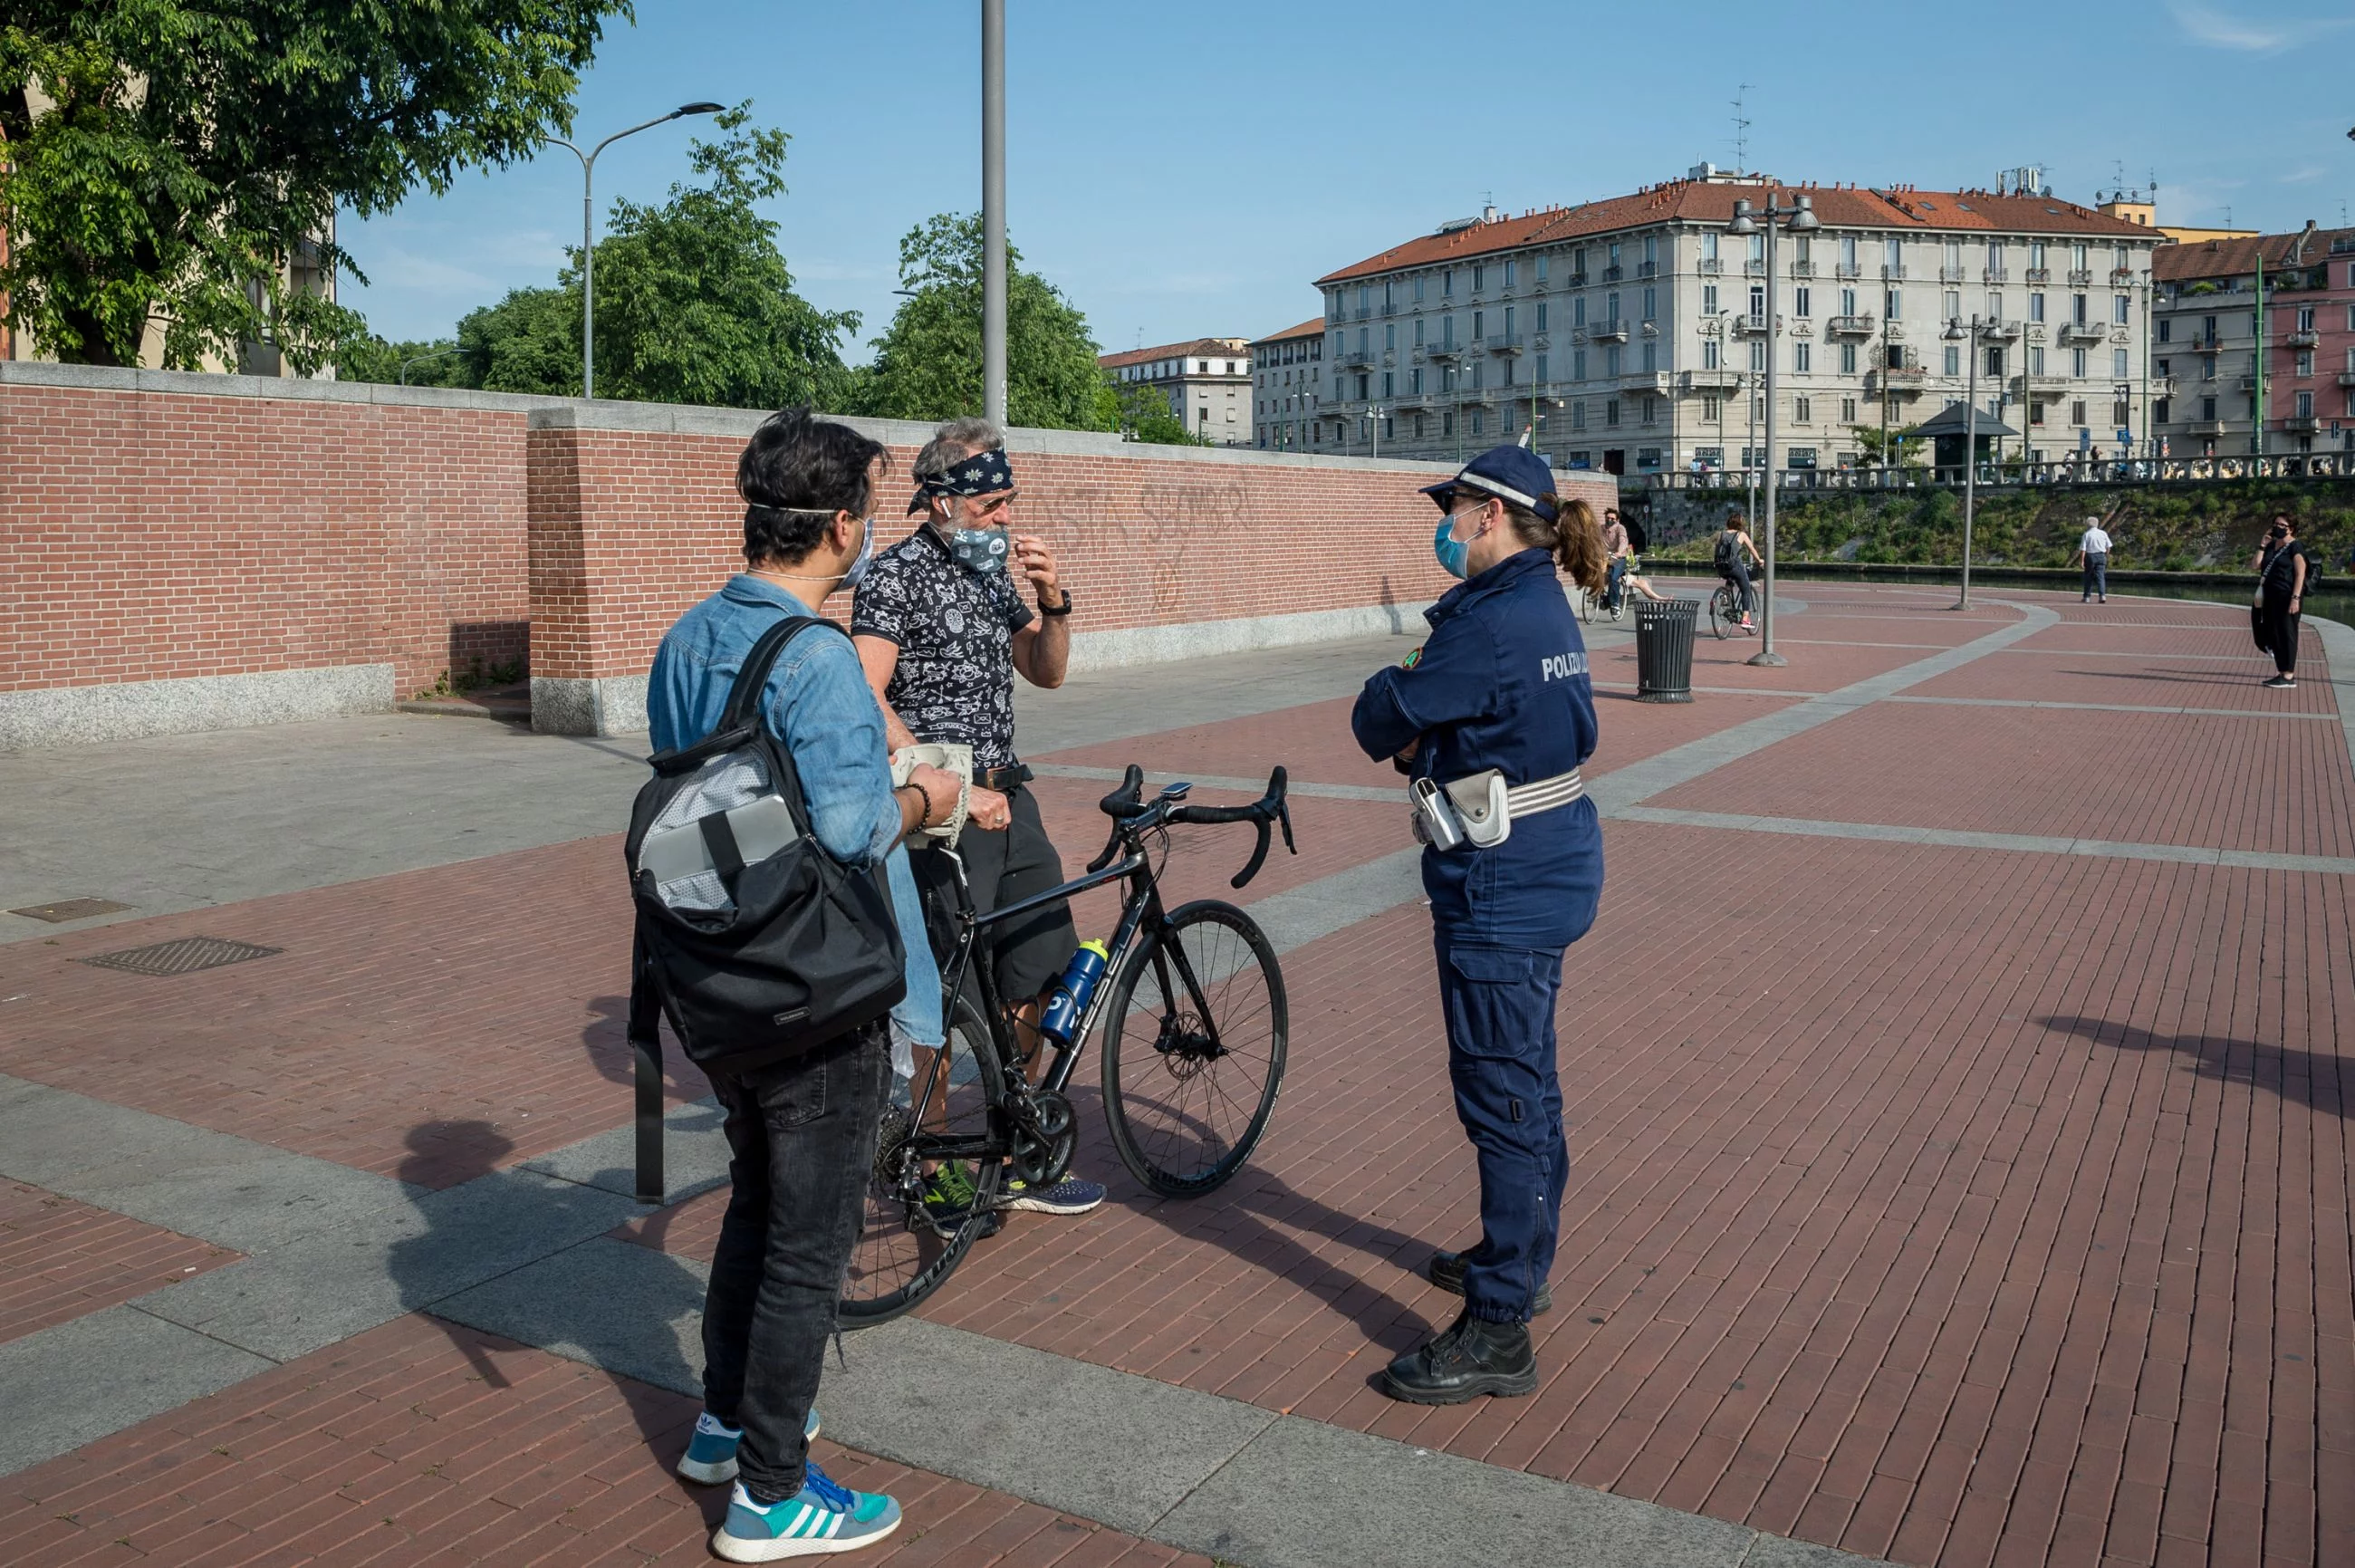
[{"xmin": 1038, "ymin": 940, "xmax": 1111, "ymax": 1044}]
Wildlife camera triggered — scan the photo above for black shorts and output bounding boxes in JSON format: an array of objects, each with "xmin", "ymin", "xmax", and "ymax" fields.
[{"xmin": 911, "ymin": 784, "xmax": 1079, "ymax": 1005}]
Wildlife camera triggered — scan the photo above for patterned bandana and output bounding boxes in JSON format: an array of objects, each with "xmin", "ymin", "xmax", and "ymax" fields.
[{"xmin": 907, "ymin": 447, "xmax": 1016, "ymax": 515}]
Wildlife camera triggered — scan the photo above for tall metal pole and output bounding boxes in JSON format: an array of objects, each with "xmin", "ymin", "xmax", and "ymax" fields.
[
  {"xmin": 1754, "ymin": 203, "xmax": 1784, "ymax": 666},
  {"xmin": 1745, "ymin": 369, "xmax": 1757, "ymax": 531},
  {"xmin": 980, "ymin": 0, "xmax": 1008, "ymax": 428},
  {"xmin": 1958, "ymin": 316, "xmax": 1979, "ymax": 610},
  {"xmin": 2252, "ymin": 247, "xmax": 2265, "ymax": 462},
  {"xmin": 581, "ymin": 169, "xmax": 596, "ymax": 398}
]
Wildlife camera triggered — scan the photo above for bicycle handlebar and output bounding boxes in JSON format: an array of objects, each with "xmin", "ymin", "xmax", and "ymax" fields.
[{"xmin": 1084, "ymin": 764, "xmax": 1296, "ymax": 889}]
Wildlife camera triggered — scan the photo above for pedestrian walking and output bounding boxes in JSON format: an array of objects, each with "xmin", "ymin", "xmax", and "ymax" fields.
[
  {"xmin": 2254, "ymin": 514, "xmax": 2309, "ymax": 689},
  {"xmin": 1350, "ymin": 445, "xmax": 1609, "ymax": 1404},
  {"xmin": 647, "ymin": 408, "xmax": 965, "ymax": 1560},
  {"xmin": 2075, "ymin": 515, "xmax": 2111, "ymax": 603}
]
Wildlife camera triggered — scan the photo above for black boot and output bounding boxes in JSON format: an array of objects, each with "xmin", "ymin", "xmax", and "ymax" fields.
[
  {"xmin": 1427, "ymin": 1249, "xmax": 1552, "ymax": 1315},
  {"xmin": 1380, "ymin": 1309, "xmax": 1539, "ymax": 1404}
]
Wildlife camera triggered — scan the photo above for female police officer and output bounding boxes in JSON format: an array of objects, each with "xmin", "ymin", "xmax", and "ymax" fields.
[{"xmin": 1351, "ymin": 444, "xmax": 1610, "ymax": 1403}]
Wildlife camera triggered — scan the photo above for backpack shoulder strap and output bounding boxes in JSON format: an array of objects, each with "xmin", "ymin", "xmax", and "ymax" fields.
[
  {"xmin": 716, "ymin": 614, "xmax": 845, "ymax": 735},
  {"xmin": 628, "ymin": 922, "xmax": 667, "ymax": 1204}
]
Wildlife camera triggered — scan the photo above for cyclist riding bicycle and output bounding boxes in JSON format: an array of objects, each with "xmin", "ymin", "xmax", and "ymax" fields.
[
  {"xmin": 1600, "ymin": 507, "xmax": 1632, "ymax": 614},
  {"xmin": 1713, "ymin": 508, "xmax": 1764, "ymax": 631}
]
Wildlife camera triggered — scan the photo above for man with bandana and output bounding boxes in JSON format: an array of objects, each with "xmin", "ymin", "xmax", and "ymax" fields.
[{"xmin": 851, "ymin": 417, "xmax": 1104, "ymax": 1223}]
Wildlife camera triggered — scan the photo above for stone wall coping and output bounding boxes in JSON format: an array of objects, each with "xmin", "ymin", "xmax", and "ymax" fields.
[{"xmin": 0, "ymin": 360, "xmax": 1498, "ymax": 477}]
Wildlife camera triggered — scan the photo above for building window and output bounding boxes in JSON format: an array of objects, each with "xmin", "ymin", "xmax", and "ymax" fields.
[
  {"xmin": 2295, "ymin": 350, "xmax": 2315, "ymax": 378},
  {"xmin": 1748, "ymin": 341, "xmax": 1765, "ymax": 371},
  {"xmin": 2157, "ymin": 315, "xmax": 2169, "ymax": 341},
  {"xmin": 1703, "ymin": 395, "xmax": 1721, "ymax": 419},
  {"xmin": 1382, "ymin": 371, "xmax": 1394, "ymax": 397},
  {"xmin": 1573, "ymin": 348, "xmax": 1587, "ymax": 380},
  {"xmin": 1748, "ymin": 284, "xmax": 1764, "ymax": 318},
  {"xmin": 2071, "ymin": 347, "xmax": 2087, "ymax": 377},
  {"xmin": 1642, "ymin": 286, "xmax": 1658, "ymax": 322},
  {"xmin": 1945, "ymin": 290, "xmax": 1962, "ymax": 321},
  {"xmin": 1444, "ymin": 268, "xmax": 1455, "ymax": 297},
  {"xmin": 2154, "ymin": 398, "xmax": 2170, "ymax": 423},
  {"xmin": 1985, "ymin": 345, "xmax": 2005, "ymax": 377},
  {"xmin": 1703, "ymin": 284, "xmax": 1719, "ymax": 313},
  {"xmin": 1795, "ymin": 397, "xmax": 1812, "ymax": 423},
  {"xmin": 2295, "ymin": 390, "xmax": 2314, "ymax": 418},
  {"xmin": 1573, "ymin": 296, "xmax": 1586, "ymax": 327},
  {"xmin": 1442, "ymin": 411, "xmax": 1454, "ymax": 437},
  {"xmin": 1503, "ymin": 359, "xmax": 1514, "ymax": 387},
  {"xmin": 1605, "ymin": 345, "xmax": 1622, "ymax": 377},
  {"xmin": 1535, "ymin": 353, "xmax": 1548, "ymax": 382},
  {"xmin": 2072, "ymin": 294, "xmax": 2089, "ymax": 325},
  {"xmin": 1840, "ymin": 341, "xmax": 1858, "ymax": 373},
  {"xmin": 2113, "ymin": 399, "xmax": 2130, "ymax": 428},
  {"xmin": 1471, "ymin": 408, "xmax": 1484, "ymax": 436},
  {"xmin": 1944, "ymin": 345, "xmax": 1961, "ymax": 375},
  {"xmin": 1841, "ymin": 396, "xmax": 1858, "ymax": 422},
  {"xmin": 2113, "ymin": 294, "xmax": 2131, "ymax": 324},
  {"xmin": 2031, "ymin": 400, "xmax": 2047, "ymax": 426},
  {"xmin": 1414, "ymin": 275, "xmax": 1426, "ymax": 303},
  {"xmin": 2030, "ymin": 345, "xmax": 2046, "ymax": 374},
  {"xmin": 1885, "ymin": 288, "xmax": 1902, "ymax": 317},
  {"xmin": 1472, "ymin": 309, "xmax": 1485, "ymax": 340},
  {"xmin": 1703, "ymin": 339, "xmax": 1721, "ymax": 370},
  {"xmin": 2201, "ymin": 395, "xmax": 2217, "ymax": 419},
  {"xmin": 1641, "ymin": 341, "xmax": 1657, "ymax": 372},
  {"xmin": 1641, "ymin": 396, "xmax": 1658, "ymax": 424},
  {"xmin": 2115, "ymin": 348, "xmax": 2131, "ymax": 379},
  {"xmin": 1473, "ymin": 265, "xmax": 1486, "ymax": 292},
  {"xmin": 1535, "ymin": 301, "xmax": 1549, "ymax": 332},
  {"xmin": 2071, "ymin": 399, "xmax": 2088, "ymax": 426},
  {"xmin": 1793, "ymin": 342, "xmax": 1812, "ymax": 372},
  {"xmin": 1794, "ymin": 285, "xmax": 1812, "ymax": 317},
  {"xmin": 1535, "ymin": 254, "xmax": 1548, "ymax": 281},
  {"xmin": 1608, "ymin": 291, "xmax": 1622, "ymax": 322},
  {"xmin": 1885, "ymin": 237, "xmax": 1902, "ymax": 271},
  {"xmin": 1503, "ymin": 259, "xmax": 1517, "ymax": 287},
  {"xmin": 1605, "ymin": 398, "xmax": 1620, "ymax": 427},
  {"xmin": 1410, "ymin": 367, "xmax": 1423, "ymax": 394},
  {"xmin": 1572, "ymin": 402, "xmax": 1586, "ymax": 429},
  {"xmin": 1414, "ymin": 318, "xmax": 1425, "ymax": 347}
]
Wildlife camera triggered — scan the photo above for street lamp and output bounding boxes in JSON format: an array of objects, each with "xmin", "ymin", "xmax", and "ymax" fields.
[
  {"xmin": 1940, "ymin": 313, "xmax": 2008, "ymax": 611},
  {"xmin": 1725, "ymin": 190, "xmax": 1819, "ymax": 667},
  {"xmin": 399, "ymin": 347, "xmax": 462, "ymax": 386},
  {"xmin": 543, "ymin": 101, "xmax": 723, "ymax": 399}
]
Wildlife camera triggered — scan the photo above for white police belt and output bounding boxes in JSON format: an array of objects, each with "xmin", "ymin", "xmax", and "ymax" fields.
[{"xmin": 1410, "ymin": 766, "xmax": 1584, "ymax": 850}]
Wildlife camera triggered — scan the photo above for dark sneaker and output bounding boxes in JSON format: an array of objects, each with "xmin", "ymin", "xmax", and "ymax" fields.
[
  {"xmin": 2264, "ymin": 675, "xmax": 2297, "ymax": 688},
  {"xmin": 920, "ymin": 1163, "xmax": 1001, "ymax": 1239},
  {"xmin": 679, "ymin": 1408, "xmax": 822, "ymax": 1486},
  {"xmin": 1003, "ymin": 1174, "xmax": 1105, "ymax": 1215},
  {"xmin": 1380, "ymin": 1310, "xmax": 1539, "ymax": 1404},
  {"xmin": 713, "ymin": 1468, "xmax": 900, "ymax": 1561},
  {"xmin": 1427, "ymin": 1249, "xmax": 1552, "ymax": 1316}
]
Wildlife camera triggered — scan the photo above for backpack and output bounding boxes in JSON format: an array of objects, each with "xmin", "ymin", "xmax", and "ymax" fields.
[
  {"xmin": 623, "ymin": 615, "xmax": 908, "ymax": 1200},
  {"xmin": 1714, "ymin": 531, "xmax": 1738, "ymax": 569}
]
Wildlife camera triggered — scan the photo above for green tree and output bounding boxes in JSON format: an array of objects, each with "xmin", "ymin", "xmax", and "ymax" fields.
[
  {"xmin": 0, "ymin": 0, "xmax": 625, "ymax": 370},
  {"xmin": 341, "ymin": 108, "xmax": 854, "ymax": 409},
  {"xmin": 332, "ymin": 333, "xmax": 469, "ymax": 388},
  {"xmin": 852, "ymin": 213, "xmax": 1110, "ymax": 429},
  {"xmin": 1850, "ymin": 422, "xmax": 1921, "ymax": 465},
  {"xmin": 1111, "ymin": 376, "xmax": 1207, "ymax": 446}
]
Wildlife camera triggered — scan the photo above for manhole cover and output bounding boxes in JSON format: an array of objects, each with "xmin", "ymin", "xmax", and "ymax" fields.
[
  {"xmin": 82, "ymin": 937, "xmax": 283, "ymax": 977},
  {"xmin": 10, "ymin": 899, "xmax": 135, "ymax": 924}
]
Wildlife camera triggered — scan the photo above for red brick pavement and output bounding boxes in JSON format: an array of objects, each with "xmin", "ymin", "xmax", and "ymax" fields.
[
  {"xmin": 1651, "ymin": 703, "xmax": 2355, "ymax": 859},
  {"xmin": 1918, "ymin": 650, "xmax": 2332, "ymax": 715},
  {"xmin": 0, "ymin": 1313, "xmax": 1214, "ymax": 1568},
  {"xmin": 0, "ymin": 1180, "xmax": 239, "ymax": 1345},
  {"xmin": 5, "ymin": 584, "xmax": 2350, "ymax": 1567}
]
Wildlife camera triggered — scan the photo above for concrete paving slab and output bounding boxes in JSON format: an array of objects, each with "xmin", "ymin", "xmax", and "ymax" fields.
[{"xmin": 0, "ymin": 1305, "xmax": 274, "ymax": 1477}]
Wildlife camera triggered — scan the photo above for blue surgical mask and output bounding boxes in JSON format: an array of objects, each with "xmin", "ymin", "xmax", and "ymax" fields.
[
  {"xmin": 947, "ymin": 525, "xmax": 1011, "ymax": 576},
  {"xmin": 1433, "ymin": 506, "xmax": 1487, "ymax": 580},
  {"xmin": 841, "ymin": 515, "xmax": 877, "ymax": 590}
]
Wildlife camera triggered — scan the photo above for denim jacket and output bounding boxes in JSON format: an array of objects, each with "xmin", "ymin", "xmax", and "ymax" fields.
[{"xmin": 647, "ymin": 574, "xmax": 944, "ymax": 1049}]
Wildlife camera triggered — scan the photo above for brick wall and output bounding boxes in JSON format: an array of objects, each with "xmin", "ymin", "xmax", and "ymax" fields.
[
  {"xmin": 2, "ymin": 367, "xmax": 1616, "ymax": 740},
  {"xmin": 2, "ymin": 373, "xmax": 531, "ymax": 701}
]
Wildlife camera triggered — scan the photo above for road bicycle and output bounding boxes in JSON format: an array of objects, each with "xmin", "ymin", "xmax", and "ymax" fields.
[
  {"xmin": 1708, "ymin": 574, "xmax": 1756, "ymax": 640},
  {"xmin": 841, "ymin": 764, "xmax": 1296, "ymax": 1325}
]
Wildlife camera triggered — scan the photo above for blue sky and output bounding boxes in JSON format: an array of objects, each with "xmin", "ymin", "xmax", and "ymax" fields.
[{"xmin": 341, "ymin": 0, "xmax": 2355, "ymax": 362}]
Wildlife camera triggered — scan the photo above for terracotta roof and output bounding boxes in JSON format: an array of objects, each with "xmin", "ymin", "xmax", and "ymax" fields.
[
  {"xmin": 1316, "ymin": 178, "xmax": 2156, "ymax": 285},
  {"xmin": 1249, "ymin": 316, "xmax": 1326, "ymax": 346},
  {"xmin": 2153, "ymin": 225, "xmax": 2355, "ymax": 284},
  {"xmin": 1097, "ymin": 337, "xmax": 1250, "ymax": 370}
]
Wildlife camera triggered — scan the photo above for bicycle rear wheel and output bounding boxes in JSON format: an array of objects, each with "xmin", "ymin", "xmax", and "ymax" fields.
[
  {"xmin": 1709, "ymin": 587, "xmax": 1732, "ymax": 639},
  {"xmin": 840, "ymin": 990, "xmax": 1006, "ymax": 1326},
  {"xmin": 1101, "ymin": 900, "xmax": 1287, "ymax": 1197}
]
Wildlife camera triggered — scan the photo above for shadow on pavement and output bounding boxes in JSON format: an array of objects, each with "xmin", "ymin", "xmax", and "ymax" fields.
[
  {"xmin": 386, "ymin": 1119, "xmax": 718, "ymax": 1492},
  {"xmin": 2044, "ymin": 1015, "xmax": 2347, "ymax": 1118}
]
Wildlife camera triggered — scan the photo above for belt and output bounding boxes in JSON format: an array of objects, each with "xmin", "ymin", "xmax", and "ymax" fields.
[
  {"xmin": 976, "ymin": 763, "xmax": 1033, "ymax": 793},
  {"xmin": 1503, "ymin": 768, "xmax": 1584, "ymax": 818}
]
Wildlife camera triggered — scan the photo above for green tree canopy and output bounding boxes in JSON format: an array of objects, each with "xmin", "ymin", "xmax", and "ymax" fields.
[
  {"xmin": 341, "ymin": 107, "xmax": 855, "ymax": 408},
  {"xmin": 0, "ymin": 0, "xmax": 627, "ymax": 370},
  {"xmin": 851, "ymin": 213, "xmax": 1111, "ymax": 430}
]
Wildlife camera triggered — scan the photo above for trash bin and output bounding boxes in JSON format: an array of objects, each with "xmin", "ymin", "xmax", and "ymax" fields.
[{"xmin": 1633, "ymin": 598, "xmax": 1697, "ymax": 703}]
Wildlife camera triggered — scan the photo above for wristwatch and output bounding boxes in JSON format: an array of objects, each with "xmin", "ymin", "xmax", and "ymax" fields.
[{"xmin": 1038, "ymin": 589, "xmax": 1073, "ymax": 618}]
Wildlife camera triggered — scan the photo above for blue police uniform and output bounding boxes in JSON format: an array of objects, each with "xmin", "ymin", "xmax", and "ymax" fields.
[{"xmin": 1351, "ymin": 455, "xmax": 1603, "ymax": 1332}]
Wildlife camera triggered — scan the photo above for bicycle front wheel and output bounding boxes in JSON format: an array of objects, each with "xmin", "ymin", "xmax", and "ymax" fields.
[
  {"xmin": 1101, "ymin": 900, "xmax": 1287, "ymax": 1197},
  {"xmin": 840, "ymin": 989, "xmax": 1006, "ymax": 1327}
]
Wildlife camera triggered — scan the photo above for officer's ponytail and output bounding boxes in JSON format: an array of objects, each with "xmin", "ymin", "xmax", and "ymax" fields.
[{"xmin": 1501, "ymin": 494, "xmax": 1610, "ymax": 597}]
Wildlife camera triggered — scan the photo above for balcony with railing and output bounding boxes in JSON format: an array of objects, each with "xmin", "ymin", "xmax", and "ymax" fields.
[
  {"xmin": 2187, "ymin": 419, "xmax": 2229, "ymax": 436},
  {"xmin": 2058, "ymin": 322, "xmax": 2105, "ymax": 344},
  {"xmin": 1730, "ymin": 313, "xmax": 1771, "ymax": 337},
  {"xmin": 1600, "ymin": 265, "xmax": 1624, "ymax": 283},
  {"xmin": 2068, "ymin": 268, "xmax": 2093, "ymax": 285},
  {"xmin": 2285, "ymin": 414, "xmax": 2321, "ymax": 434},
  {"xmin": 1745, "ymin": 258, "xmax": 1766, "ymax": 276},
  {"xmin": 1636, "ymin": 260, "xmax": 1657, "ymax": 279},
  {"xmin": 1835, "ymin": 262, "xmax": 1860, "ymax": 279},
  {"xmin": 1379, "ymin": 300, "xmax": 1399, "ymax": 317},
  {"xmin": 2016, "ymin": 374, "xmax": 2070, "ymax": 395},
  {"xmin": 2110, "ymin": 268, "xmax": 2136, "ymax": 286},
  {"xmin": 1980, "ymin": 319, "xmax": 2022, "ymax": 341},
  {"xmin": 1984, "ymin": 267, "xmax": 2009, "ymax": 284},
  {"xmin": 1565, "ymin": 271, "xmax": 1587, "ymax": 287},
  {"xmin": 1341, "ymin": 346, "xmax": 1378, "ymax": 370},
  {"xmin": 1790, "ymin": 259, "xmax": 1814, "ymax": 278},
  {"xmin": 1585, "ymin": 318, "xmax": 1630, "ymax": 342},
  {"xmin": 1883, "ymin": 264, "xmax": 1907, "ymax": 280},
  {"xmin": 1939, "ymin": 265, "xmax": 1969, "ymax": 283},
  {"xmin": 2285, "ymin": 329, "xmax": 2321, "ymax": 349},
  {"xmin": 1697, "ymin": 256, "xmax": 1723, "ymax": 274},
  {"xmin": 1486, "ymin": 332, "xmax": 1524, "ymax": 356},
  {"xmin": 1865, "ymin": 366, "xmax": 1927, "ymax": 395},
  {"xmin": 1352, "ymin": 305, "xmax": 1371, "ymax": 321},
  {"xmin": 2025, "ymin": 267, "xmax": 2052, "ymax": 284},
  {"xmin": 1680, "ymin": 368, "xmax": 1745, "ymax": 393},
  {"xmin": 2339, "ymin": 370, "xmax": 2355, "ymax": 388},
  {"xmin": 1826, "ymin": 314, "xmax": 1877, "ymax": 337},
  {"xmin": 1427, "ymin": 342, "xmax": 1464, "ymax": 362}
]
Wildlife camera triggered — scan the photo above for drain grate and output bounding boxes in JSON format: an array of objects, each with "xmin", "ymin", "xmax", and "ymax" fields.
[
  {"xmin": 82, "ymin": 936, "xmax": 283, "ymax": 977},
  {"xmin": 10, "ymin": 899, "xmax": 135, "ymax": 924}
]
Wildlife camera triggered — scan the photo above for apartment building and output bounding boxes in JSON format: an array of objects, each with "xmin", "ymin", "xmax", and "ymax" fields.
[
  {"xmin": 1248, "ymin": 318, "xmax": 1326, "ymax": 451},
  {"xmin": 2151, "ymin": 222, "xmax": 2355, "ymax": 457},
  {"xmin": 1312, "ymin": 167, "xmax": 2162, "ymax": 475},
  {"xmin": 1099, "ymin": 337, "xmax": 1253, "ymax": 445}
]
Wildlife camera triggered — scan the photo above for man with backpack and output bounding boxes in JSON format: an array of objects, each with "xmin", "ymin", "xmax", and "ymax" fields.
[
  {"xmin": 641, "ymin": 408, "xmax": 962, "ymax": 1561},
  {"xmin": 1715, "ymin": 509, "xmax": 1763, "ymax": 632}
]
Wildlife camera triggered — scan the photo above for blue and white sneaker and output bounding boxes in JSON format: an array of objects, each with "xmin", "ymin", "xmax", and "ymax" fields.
[
  {"xmin": 678, "ymin": 1407, "xmax": 822, "ymax": 1486},
  {"xmin": 713, "ymin": 1467, "xmax": 901, "ymax": 1561},
  {"xmin": 1001, "ymin": 1173, "xmax": 1105, "ymax": 1215}
]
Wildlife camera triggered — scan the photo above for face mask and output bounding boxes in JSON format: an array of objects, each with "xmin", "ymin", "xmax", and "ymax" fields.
[
  {"xmin": 1433, "ymin": 505, "xmax": 1487, "ymax": 580},
  {"xmin": 947, "ymin": 524, "xmax": 1011, "ymax": 575},
  {"xmin": 841, "ymin": 515, "xmax": 877, "ymax": 589}
]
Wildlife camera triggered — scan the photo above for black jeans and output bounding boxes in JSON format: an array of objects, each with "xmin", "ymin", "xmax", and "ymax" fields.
[
  {"xmin": 700, "ymin": 1022, "xmax": 889, "ymax": 1504},
  {"xmin": 2262, "ymin": 592, "xmax": 2302, "ymax": 675}
]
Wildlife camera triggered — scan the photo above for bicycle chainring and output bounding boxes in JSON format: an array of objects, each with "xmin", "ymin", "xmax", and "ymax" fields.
[{"xmin": 1009, "ymin": 1089, "xmax": 1076, "ymax": 1188}]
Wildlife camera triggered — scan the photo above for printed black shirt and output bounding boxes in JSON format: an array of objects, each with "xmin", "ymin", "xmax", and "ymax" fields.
[{"xmin": 851, "ymin": 524, "xmax": 1033, "ymax": 769}]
